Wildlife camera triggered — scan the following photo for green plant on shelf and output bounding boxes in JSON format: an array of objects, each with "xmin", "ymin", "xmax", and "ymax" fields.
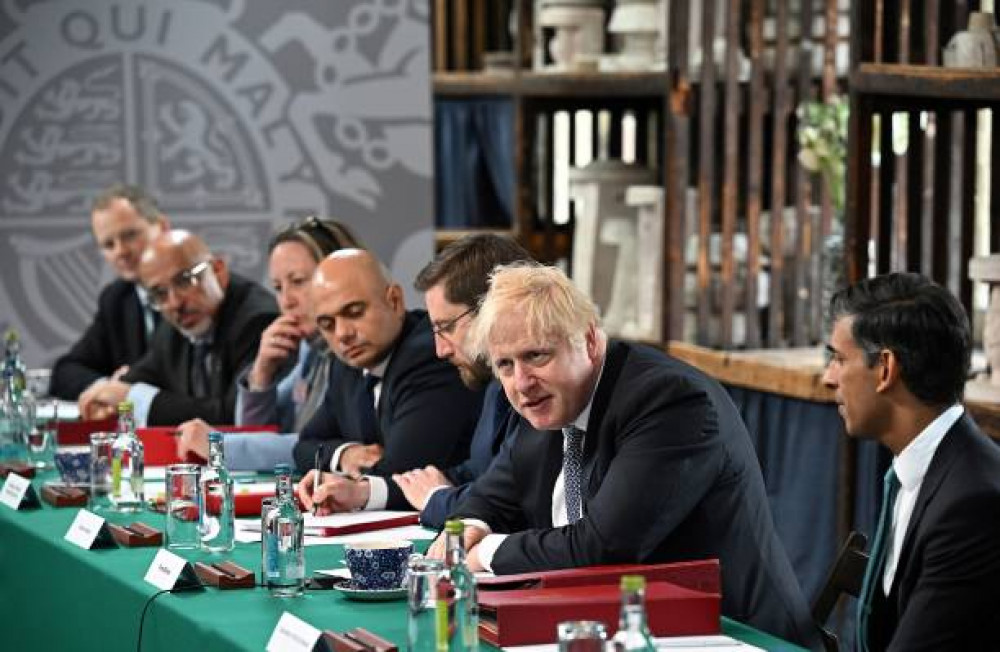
[{"xmin": 796, "ymin": 94, "xmax": 848, "ymax": 214}]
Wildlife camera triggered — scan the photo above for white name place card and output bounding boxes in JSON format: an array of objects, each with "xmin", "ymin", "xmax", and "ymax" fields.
[
  {"xmin": 266, "ymin": 612, "xmax": 322, "ymax": 652},
  {"xmin": 1, "ymin": 473, "xmax": 38, "ymax": 510},
  {"xmin": 64, "ymin": 509, "xmax": 114, "ymax": 549},
  {"xmin": 144, "ymin": 548, "xmax": 202, "ymax": 591}
]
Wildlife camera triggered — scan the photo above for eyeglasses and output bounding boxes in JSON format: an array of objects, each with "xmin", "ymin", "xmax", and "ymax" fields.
[
  {"xmin": 146, "ymin": 260, "xmax": 211, "ymax": 309},
  {"xmin": 431, "ymin": 307, "xmax": 476, "ymax": 339}
]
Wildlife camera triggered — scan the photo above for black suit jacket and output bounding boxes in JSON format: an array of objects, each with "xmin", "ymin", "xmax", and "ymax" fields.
[
  {"xmin": 121, "ymin": 274, "xmax": 278, "ymax": 425},
  {"xmin": 294, "ymin": 310, "xmax": 484, "ymax": 510},
  {"xmin": 50, "ymin": 279, "xmax": 150, "ymax": 400},
  {"xmin": 453, "ymin": 340, "xmax": 819, "ymax": 648},
  {"xmin": 867, "ymin": 415, "xmax": 1000, "ymax": 651}
]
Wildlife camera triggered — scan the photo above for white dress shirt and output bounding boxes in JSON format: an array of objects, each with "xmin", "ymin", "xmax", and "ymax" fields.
[{"xmin": 882, "ymin": 404, "xmax": 964, "ymax": 595}]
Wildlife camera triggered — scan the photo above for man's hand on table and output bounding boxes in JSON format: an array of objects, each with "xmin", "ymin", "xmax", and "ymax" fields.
[
  {"xmin": 174, "ymin": 418, "xmax": 213, "ymax": 461},
  {"xmin": 297, "ymin": 469, "xmax": 370, "ymax": 514},
  {"xmin": 78, "ymin": 379, "xmax": 131, "ymax": 420},
  {"xmin": 392, "ymin": 465, "xmax": 452, "ymax": 510}
]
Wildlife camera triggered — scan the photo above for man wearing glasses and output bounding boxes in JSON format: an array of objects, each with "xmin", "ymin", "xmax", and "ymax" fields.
[
  {"xmin": 50, "ymin": 185, "xmax": 169, "ymax": 400},
  {"xmin": 291, "ymin": 248, "xmax": 484, "ymax": 512},
  {"xmin": 78, "ymin": 230, "xmax": 277, "ymax": 426},
  {"xmin": 389, "ymin": 234, "xmax": 533, "ymax": 528}
]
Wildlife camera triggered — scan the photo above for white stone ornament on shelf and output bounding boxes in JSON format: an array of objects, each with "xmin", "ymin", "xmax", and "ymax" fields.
[
  {"xmin": 602, "ymin": 0, "xmax": 663, "ymax": 72},
  {"xmin": 943, "ymin": 12, "xmax": 1000, "ymax": 68},
  {"xmin": 568, "ymin": 160, "xmax": 657, "ymax": 338},
  {"xmin": 967, "ymin": 255, "xmax": 1000, "ymax": 404},
  {"xmin": 537, "ymin": 0, "xmax": 606, "ymax": 71}
]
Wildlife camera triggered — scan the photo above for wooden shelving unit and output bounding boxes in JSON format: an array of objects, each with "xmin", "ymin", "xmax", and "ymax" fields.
[
  {"xmin": 851, "ymin": 63, "xmax": 1000, "ymax": 106},
  {"xmin": 844, "ymin": 3, "xmax": 1000, "ymax": 305},
  {"xmin": 433, "ymin": 0, "xmax": 852, "ymax": 349}
]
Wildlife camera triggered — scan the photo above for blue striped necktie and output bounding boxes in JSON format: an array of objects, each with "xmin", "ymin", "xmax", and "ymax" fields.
[
  {"xmin": 562, "ymin": 426, "xmax": 585, "ymax": 524},
  {"xmin": 856, "ymin": 467, "xmax": 900, "ymax": 652}
]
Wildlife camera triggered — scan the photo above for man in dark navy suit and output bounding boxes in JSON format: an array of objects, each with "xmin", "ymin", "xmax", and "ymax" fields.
[
  {"xmin": 391, "ymin": 234, "xmax": 532, "ymax": 528},
  {"xmin": 50, "ymin": 184, "xmax": 169, "ymax": 400},
  {"xmin": 294, "ymin": 249, "xmax": 483, "ymax": 512},
  {"xmin": 824, "ymin": 272, "xmax": 1000, "ymax": 651},
  {"xmin": 429, "ymin": 263, "xmax": 819, "ymax": 648}
]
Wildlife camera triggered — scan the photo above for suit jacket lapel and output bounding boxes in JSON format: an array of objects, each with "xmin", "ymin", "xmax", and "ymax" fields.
[
  {"xmin": 891, "ymin": 416, "xmax": 967, "ymax": 589},
  {"xmin": 581, "ymin": 340, "xmax": 629, "ymax": 494},
  {"xmin": 125, "ymin": 288, "xmax": 148, "ymax": 352},
  {"xmin": 517, "ymin": 421, "xmax": 564, "ymax": 527}
]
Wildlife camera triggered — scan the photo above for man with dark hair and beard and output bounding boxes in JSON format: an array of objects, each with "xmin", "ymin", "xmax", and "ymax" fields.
[{"xmin": 393, "ymin": 234, "xmax": 534, "ymax": 528}]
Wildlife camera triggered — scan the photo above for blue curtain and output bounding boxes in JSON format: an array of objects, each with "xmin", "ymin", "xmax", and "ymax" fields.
[
  {"xmin": 725, "ymin": 384, "xmax": 884, "ymax": 651},
  {"xmin": 434, "ymin": 99, "xmax": 515, "ymax": 228}
]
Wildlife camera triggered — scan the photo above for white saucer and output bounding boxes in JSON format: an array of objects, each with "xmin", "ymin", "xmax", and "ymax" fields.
[{"xmin": 333, "ymin": 583, "xmax": 407, "ymax": 602}]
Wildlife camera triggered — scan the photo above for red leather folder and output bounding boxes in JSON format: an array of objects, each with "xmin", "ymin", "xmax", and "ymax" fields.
[
  {"xmin": 138, "ymin": 425, "xmax": 279, "ymax": 466},
  {"xmin": 477, "ymin": 559, "xmax": 720, "ymax": 594},
  {"xmin": 57, "ymin": 418, "xmax": 117, "ymax": 445},
  {"xmin": 477, "ymin": 580, "xmax": 721, "ymax": 647},
  {"xmin": 205, "ymin": 486, "xmax": 308, "ymax": 517},
  {"xmin": 304, "ymin": 512, "xmax": 420, "ymax": 537}
]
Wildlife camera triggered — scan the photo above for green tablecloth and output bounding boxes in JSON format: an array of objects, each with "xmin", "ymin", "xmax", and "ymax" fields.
[{"xmin": 0, "ymin": 476, "xmax": 806, "ymax": 651}]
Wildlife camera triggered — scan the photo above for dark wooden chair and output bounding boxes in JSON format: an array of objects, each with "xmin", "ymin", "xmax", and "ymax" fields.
[{"xmin": 812, "ymin": 530, "xmax": 869, "ymax": 652}]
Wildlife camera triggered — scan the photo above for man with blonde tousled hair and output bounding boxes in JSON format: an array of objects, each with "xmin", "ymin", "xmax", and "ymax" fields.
[{"xmin": 433, "ymin": 263, "xmax": 821, "ymax": 648}]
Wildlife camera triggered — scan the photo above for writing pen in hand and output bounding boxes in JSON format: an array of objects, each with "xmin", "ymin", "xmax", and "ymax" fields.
[{"xmin": 312, "ymin": 444, "xmax": 323, "ymax": 515}]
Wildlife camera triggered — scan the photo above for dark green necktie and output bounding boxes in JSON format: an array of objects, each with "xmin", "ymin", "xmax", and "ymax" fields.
[{"xmin": 856, "ymin": 467, "xmax": 900, "ymax": 652}]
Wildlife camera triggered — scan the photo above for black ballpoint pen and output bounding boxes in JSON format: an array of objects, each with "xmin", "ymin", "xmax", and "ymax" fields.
[{"xmin": 312, "ymin": 444, "xmax": 323, "ymax": 515}]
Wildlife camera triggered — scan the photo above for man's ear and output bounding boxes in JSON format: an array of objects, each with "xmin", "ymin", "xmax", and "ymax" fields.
[
  {"xmin": 211, "ymin": 257, "xmax": 230, "ymax": 289},
  {"xmin": 153, "ymin": 216, "xmax": 171, "ymax": 235},
  {"xmin": 585, "ymin": 322, "xmax": 601, "ymax": 363},
  {"xmin": 385, "ymin": 283, "xmax": 405, "ymax": 314},
  {"xmin": 874, "ymin": 349, "xmax": 900, "ymax": 393}
]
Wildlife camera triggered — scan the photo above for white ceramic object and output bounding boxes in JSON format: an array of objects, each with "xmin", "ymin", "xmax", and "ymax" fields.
[
  {"xmin": 568, "ymin": 160, "xmax": 656, "ymax": 338},
  {"xmin": 537, "ymin": 3, "xmax": 605, "ymax": 71},
  {"xmin": 605, "ymin": 0, "xmax": 660, "ymax": 71},
  {"xmin": 943, "ymin": 12, "xmax": 1000, "ymax": 68}
]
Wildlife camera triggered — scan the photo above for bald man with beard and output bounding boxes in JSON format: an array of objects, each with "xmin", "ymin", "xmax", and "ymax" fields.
[
  {"xmin": 293, "ymin": 249, "xmax": 484, "ymax": 513},
  {"xmin": 79, "ymin": 230, "xmax": 277, "ymax": 426}
]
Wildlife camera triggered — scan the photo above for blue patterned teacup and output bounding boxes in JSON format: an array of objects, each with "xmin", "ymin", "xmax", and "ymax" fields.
[
  {"xmin": 343, "ymin": 540, "xmax": 413, "ymax": 591},
  {"xmin": 53, "ymin": 446, "xmax": 91, "ymax": 485}
]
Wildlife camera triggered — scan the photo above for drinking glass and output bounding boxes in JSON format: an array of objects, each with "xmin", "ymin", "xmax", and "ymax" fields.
[
  {"xmin": 165, "ymin": 464, "xmax": 201, "ymax": 550},
  {"xmin": 88, "ymin": 432, "xmax": 116, "ymax": 512},
  {"xmin": 25, "ymin": 368, "xmax": 51, "ymax": 399},
  {"xmin": 259, "ymin": 496, "xmax": 276, "ymax": 585},
  {"xmin": 406, "ymin": 555, "xmax": 445, "ymax": 652},
  {"xmin": 28, "ymin": 398, "xmax": 57, "ymax": 470},
  {"xmin": 557, "ymin": 621, "xmax": 608, "ymax": 652}
]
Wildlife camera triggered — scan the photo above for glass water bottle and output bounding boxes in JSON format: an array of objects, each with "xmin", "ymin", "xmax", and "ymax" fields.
[
  {"xmin": 262, "ymin": 464, "xmax": 304, "ymax": 597},
  {"xmin": 199, "ymin": 431, "xmax": 235, "ymax": 552},
  {"xmin": 611, "ymin": 575, "xmax": 657, "ymax": 652},
  {"xmin": 438, "ymin": 519, "xmax": 479, "ymax": 651},
  {"xmin": 111, "ymin": 401, "xmax": 144, "ymax": 512}
]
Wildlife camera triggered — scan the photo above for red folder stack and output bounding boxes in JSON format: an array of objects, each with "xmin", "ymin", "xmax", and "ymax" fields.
[{"xmin": 477, "ymin": 560, "xmax": 722, "ymax": 647}]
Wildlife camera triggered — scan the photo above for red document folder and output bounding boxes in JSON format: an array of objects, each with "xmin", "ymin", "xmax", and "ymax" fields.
[
  {"xmin": 304, "ymin": 512, "xmax": 420, "ymax": 537},
  {"xmin": 57, "ymin": 418, "xmax": 117, "ymax": 445},
  {"xmin": 205, "ymin": 485, "xmax": 304, "ymax": 517},
  {"xmin": 478, "ymin": 580, "xmax": 721, "ymax": 647},
  {"xmin": 477, "ymin": 559, "xmax": 721, "ymax": 594}
]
